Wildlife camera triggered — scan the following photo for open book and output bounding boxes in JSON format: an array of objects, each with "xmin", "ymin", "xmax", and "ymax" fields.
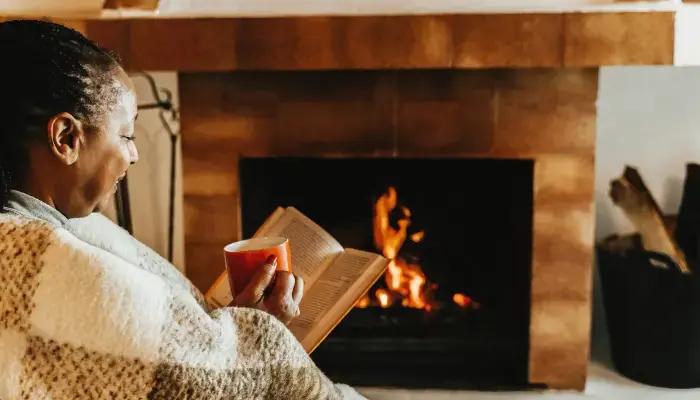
[{"xmin": 205, "ymin": 206, "xmax": 389, "ymax": 353}]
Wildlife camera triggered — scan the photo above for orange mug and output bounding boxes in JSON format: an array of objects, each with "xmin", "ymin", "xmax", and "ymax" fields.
[{"xmin": 223, "ymin": 237, "xmax": 292, "ymax": 297}]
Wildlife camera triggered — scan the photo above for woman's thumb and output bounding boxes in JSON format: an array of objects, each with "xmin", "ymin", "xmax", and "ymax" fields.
[{"xmin": 236, "ymin": 255, "xmax": 278, "ymax": 305}]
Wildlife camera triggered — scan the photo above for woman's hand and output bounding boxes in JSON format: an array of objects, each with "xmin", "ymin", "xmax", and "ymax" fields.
[{"xmin": 231, "ymin": 255, "xmax": 304, "ymax": 325}]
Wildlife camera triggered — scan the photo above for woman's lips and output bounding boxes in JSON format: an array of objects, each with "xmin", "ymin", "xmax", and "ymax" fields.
[{"xmin": 112, "ymin": 174, "xmax": 126, "ymax": 192}]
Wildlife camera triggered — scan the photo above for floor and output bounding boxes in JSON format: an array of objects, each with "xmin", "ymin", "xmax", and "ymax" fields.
[
  {"xmin": 357, "ymin": 362, "xmax": 700, "ymax": 399},
  {"xmin": 355, "ymin": 267, "xmax": 700, "ymax": 399}
]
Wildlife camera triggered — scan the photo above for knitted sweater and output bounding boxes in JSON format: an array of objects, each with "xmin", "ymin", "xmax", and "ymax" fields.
[{"xmin": 0, "ymin": 191, "xmax": 365, "ymax": 399}]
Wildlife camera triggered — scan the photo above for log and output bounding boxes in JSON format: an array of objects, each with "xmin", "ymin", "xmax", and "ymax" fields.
[
  {"xmin": 675, "ymin": 163, "xmax": 700, "ymax": 262},
  {"xmin": 609, "ymin": 166, "xmax": 691, "ymax": 274}
]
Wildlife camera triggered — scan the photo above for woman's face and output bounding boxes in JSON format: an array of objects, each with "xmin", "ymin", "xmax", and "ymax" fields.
[{"xmin": 69, "ymin": 69, "xmax": 139, "ymax": 216}]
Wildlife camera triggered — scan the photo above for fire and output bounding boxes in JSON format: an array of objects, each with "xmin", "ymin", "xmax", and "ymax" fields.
[
  {"xmin": 355, "ymin": 295, "xmax": 370, "ymax": 308},
  {"xmin": 410, "ymin": 231, "xmax": 424, "ymax": 242},
  {"xmin": 370, "ymin": 187, "xmax": 434, "ymax": 310},
  {"xmin": 376, "ymin": 288, "xmax": 392, "ymax": 308},
  {"xmin": 453, "ymin": 293, "xmax": 472, "ymax": 307},
  {"xmin": 355, "ymin": 187, "xmax": 473, "ymax": 311}
]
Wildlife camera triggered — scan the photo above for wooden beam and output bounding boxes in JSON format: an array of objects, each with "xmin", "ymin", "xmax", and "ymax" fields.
[{"xmin": 36, "ymin": 12, "xmax": 674, "ymax": 70}]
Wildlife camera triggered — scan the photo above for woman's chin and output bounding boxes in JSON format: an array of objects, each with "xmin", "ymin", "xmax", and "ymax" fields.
[
  {"xmin": 92, "ymin": 191, "xmax": 116, "ymax": 214},
  {"xmin": 94, "ymin": 198, "xmax": 111, "ymax": 213}
]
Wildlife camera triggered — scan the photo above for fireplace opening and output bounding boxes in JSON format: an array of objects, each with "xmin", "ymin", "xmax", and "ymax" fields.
[{"xmin": 239, "ymin": 157, "xmax": 535, "ymax": 390}]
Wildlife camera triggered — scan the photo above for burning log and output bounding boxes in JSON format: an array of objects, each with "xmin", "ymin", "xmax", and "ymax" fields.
[
  {"xmin": 675, "ymin": 163, "xmax": 700, "ymax": 262},
  {"xmin": 609, "ymin": 166, "xmax": 691, "ymax": 274}
]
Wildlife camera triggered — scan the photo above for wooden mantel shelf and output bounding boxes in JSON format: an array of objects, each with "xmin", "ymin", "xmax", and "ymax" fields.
[{"xmin": 4, "ymin": 1, "xmax": 698, "ymax": 70}]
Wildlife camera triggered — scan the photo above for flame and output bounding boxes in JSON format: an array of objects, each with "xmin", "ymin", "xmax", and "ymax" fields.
[
  {"xmin": 376, "ymin": 288, "xmax": 392, "ymax": 308},
  {"xmin": 371, "ymin": 187, "xmax": 435, "ymax": 310},
  {"xmin": 353, "ymin": 187, "xmax": 476, "ymax": 312},
  {"xmin": 356, "ymin": 294, "xmax": 370, "ymax": 308},
  {"xmin": 453, "ymin": 293, "xmax": 472, "ymax": 308},
  {"xmin": 410, "ymin": 231, "xmax": 424, "ymax": 242}
]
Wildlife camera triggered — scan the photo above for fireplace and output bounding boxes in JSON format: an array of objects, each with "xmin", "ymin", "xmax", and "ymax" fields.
[
  {"xmin": 68, "ymin": 3, "xmax": 681, "ymax": 391},
  {"xmin": 239, "ymin": 157, "xmax": 535, "ymax": 389},
  {"xmin": 180, "ymin": 68, "xmax": 597, "ymax": 390}
]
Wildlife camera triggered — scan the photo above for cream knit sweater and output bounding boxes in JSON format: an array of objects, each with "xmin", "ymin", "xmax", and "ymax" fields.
[{"xmin": 0, "ymin": 191, "xmax": 364, "ymax": 399}]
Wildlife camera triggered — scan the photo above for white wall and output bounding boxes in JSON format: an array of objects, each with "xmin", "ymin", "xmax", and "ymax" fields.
[{"xmin": 596, "ymin": 66, "xmax": 700, "ymax": 240}]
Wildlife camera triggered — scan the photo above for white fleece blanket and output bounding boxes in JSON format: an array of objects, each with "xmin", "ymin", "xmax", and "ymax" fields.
[{"xmin": 0, "ymin": 212, "xmax": 365, "ymax": 399}]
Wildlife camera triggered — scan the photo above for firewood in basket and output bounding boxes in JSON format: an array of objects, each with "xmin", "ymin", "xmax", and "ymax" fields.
[
  {"xmin": 609, "ymin": 166, "xmax": 691, "ymax": 274},
  {"xmin": 675, "ymin": 163, "xmax": 700, "ymax": 262}
]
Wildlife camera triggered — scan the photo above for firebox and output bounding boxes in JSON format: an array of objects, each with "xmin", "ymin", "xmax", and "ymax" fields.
[{"xmin": 239, "ymin": 156, "xmax": 535, "ymax": 390}]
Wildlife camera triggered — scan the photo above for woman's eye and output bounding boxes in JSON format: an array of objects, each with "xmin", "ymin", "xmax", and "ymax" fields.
[{"xmin": 122, "ymin": 135, "xmax": 135, "ymax": 141}]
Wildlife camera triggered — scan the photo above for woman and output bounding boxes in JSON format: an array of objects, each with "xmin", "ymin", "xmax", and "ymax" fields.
[{"xmin": 0, "ymin": 20, "xmax": 364, "ymax": 399}]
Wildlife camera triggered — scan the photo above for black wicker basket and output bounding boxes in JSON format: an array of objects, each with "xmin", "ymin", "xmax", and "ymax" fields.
[{"xmin": 597, "ymin": 246, "xmax": 700, "ymax": 389}]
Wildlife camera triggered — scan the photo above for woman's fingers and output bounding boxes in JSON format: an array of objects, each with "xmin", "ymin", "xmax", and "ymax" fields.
[
  {"xmin": 266, "ymin": 271, "xmax": 297, "ymax": 323},
  {"xmin": 232, "ymin": 255, "xmax": 277, "ymax": 307},
  {"xmin": 233, "ymin": 262, "xmax": 304, "ymax": 325},
  {"xmin": 265, "ymin": 272, "xmax": 304, "ymax": 323},
  {"xmin": 291, "ymin": 275, "xmax": 304, "ymax": 308}
]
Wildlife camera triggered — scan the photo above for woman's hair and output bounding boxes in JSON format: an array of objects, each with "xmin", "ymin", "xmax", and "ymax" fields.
[{"xmin": 0, "ymin": 19, "xmax": 123, "ymax": 210}]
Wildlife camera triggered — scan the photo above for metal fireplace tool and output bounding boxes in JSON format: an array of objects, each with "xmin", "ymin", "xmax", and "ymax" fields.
[{"xmin": 114, "ymin": 72, "xmax": 180, "ymax": 262}]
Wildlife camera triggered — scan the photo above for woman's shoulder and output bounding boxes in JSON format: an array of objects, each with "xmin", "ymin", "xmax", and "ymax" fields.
[
  {"xmin": 0, "ymin": 213, "xmax": 154, "ymax": 270},
  {"xmin": 0, "ymin": 212, "xmax": 127, "ymax": 258},
  {"xmin": 0, "ymin": 212, "xmax": 207, "ymax": 309},
  {"xmin": 0, "ymin": 212, "xmax": 61, "ymax": 240},
  {"xmin": 0, "ymin": 213, "xmax": 174, "ymax": 303},
  {"xmin": 65, "ymin": 212, "xmax": 165, "ymax": 269},
  {"xmin": 0, "ymin": 214, "xmax": 105, "ymax": 301},
  {"xmin": 0, "ymin": 212, "xmax": 116, "ymax": 261},
  {"xmin": 65, "ymin": 213, "xmax": 208, "ymax": 306}
]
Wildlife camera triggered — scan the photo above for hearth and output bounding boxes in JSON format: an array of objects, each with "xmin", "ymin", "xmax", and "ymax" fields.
[{"xmin": 240, "ymin": 157, "xmax": 536, "ymax": 389}]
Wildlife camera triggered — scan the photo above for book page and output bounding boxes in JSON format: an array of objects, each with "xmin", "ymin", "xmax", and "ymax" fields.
[
  {"xmin": 287, "ymin": 248, "xmax": 389, "ymax": 353},
  {"xmin": 257, "ymin": 207, "xmax": 345, "ymax": 288}
]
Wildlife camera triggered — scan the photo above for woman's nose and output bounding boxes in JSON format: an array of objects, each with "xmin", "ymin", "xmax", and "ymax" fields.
[{"xmin": 129, "ymin": 143, "xmax": 139, "ymax": 165}]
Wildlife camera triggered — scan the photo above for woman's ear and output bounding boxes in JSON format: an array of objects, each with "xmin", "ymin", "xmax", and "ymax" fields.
[{"xmin": 47, "ymin": 112, "xmax": 83, "ymax": 165}]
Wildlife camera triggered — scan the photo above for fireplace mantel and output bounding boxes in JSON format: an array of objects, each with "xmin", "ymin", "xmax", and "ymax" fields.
[{"xmin": 6, "ymin": 1, "xmax": 699, "ymax": 70}]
